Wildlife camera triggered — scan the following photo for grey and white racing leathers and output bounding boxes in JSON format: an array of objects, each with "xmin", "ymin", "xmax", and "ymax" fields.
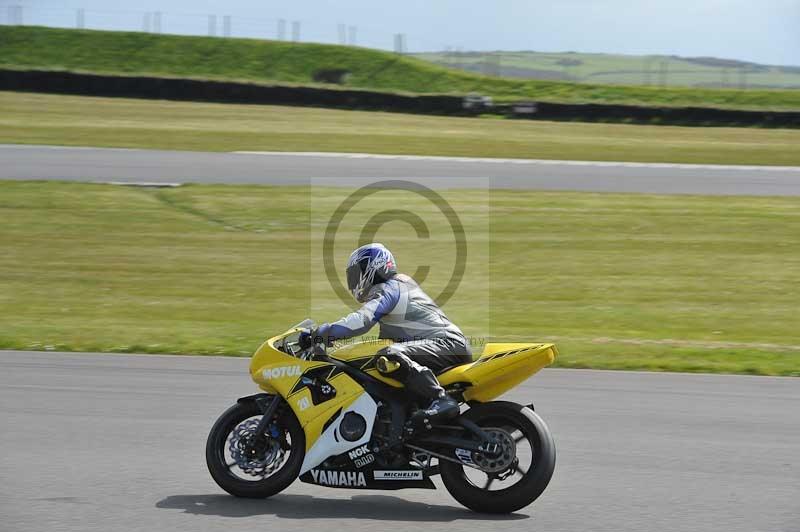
[{"xmin": 316, "ymin": 274, "xmax": 472, "ymax": 400}]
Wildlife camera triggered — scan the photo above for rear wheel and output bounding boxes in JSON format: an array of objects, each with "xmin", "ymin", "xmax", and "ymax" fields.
[
  {"xmin": 440, "ymin": 401, "xmax": 555, "ymax": 513},
  {"xmin": 206, "ymin": 399, "xmax": 305, "ymax": 498}
]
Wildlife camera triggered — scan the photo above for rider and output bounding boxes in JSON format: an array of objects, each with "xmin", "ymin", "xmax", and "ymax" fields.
[{"xmin": 301, "ymin": 243, "xmax": 472, "ymax": 427}]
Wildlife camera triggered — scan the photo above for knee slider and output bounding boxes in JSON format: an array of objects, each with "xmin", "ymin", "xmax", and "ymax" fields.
[
  {"xmin": 376, "ymin": 346, "xmax": 411, "ymax": 377},
  {"xmin": 376, "ymin": 355, "xmax": 401, "ymax": 374}
]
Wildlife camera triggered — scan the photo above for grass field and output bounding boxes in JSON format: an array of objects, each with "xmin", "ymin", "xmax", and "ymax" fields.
[
  {"xmin": 3, "ymin": 26, "xmax": 800, "ymax": 111},
  {"xmin": 4, "ymin": 92, "xmax": 800, "ymax": 165},
  {"xmin": 416, "ymin": 51, "xmax": 800, "ymax": 89},
  {"xmin": 1, "ymin": 181, "xmax": 798, "ymax": 376}
]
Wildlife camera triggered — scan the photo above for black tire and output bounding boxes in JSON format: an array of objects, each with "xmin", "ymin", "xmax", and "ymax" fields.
[
  {"xmin": 440, "ymin": 401, "xmax": 555, "ymax": 514},
  {"xmin": 205, "ymin": 399, "xmax": 305, "ymax": 498}
]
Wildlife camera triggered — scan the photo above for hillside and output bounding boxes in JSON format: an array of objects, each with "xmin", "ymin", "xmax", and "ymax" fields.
[
  {"xmin": 2, "ymin": 26, "xmax": 800, "ymax": 110},
  {"xmin": 414, "ymin": 50, "xmax": 800, "ymax": 90}
]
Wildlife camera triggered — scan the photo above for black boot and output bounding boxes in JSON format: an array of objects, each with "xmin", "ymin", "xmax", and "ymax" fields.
[
  {"xmin": 409, "ymin": 391, "xmax": 460, "ymax": 429},
  {"xmin": 375, "ymin": 350, "xmax": 460, "ymax": 429}
]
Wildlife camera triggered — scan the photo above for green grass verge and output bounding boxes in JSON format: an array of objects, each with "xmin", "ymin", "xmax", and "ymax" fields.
[
  {"xmin": 4, "ymin": 92, "xmax": 800, "ymax": 165},
  {"xmin": 1, "ymin": 181, "xmax": 798, "ymax": 376},
  {"xmin": 3, "ymin": 26, "xmax": 800, "ymax": 110}
]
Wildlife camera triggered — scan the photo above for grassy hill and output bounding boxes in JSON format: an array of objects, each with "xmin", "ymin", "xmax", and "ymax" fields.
[
  {"xmin": 415, "ymin": 50, "xmax": 800, "ymax": 90},
  {"xmin": 2, "ymin": 26, "xmax": 800, "ymax": 110}
]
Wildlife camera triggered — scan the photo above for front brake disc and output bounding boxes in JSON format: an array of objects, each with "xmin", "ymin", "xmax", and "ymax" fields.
[{"xmin": 228, "ymin": 419, "xmax": 286, "ymax": 477}]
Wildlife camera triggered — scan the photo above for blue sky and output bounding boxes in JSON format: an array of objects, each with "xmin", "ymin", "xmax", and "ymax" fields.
[{"xmin": 9, "ymin": 0, "xmax": 800, "ymax": 65}]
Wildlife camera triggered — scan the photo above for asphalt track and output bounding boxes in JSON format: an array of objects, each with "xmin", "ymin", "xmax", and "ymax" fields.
[
  {"xmin": 1, "ymin": 351, "xmax": 798, "ymax": 532},
  {"xmin": 3, "ymin": 144, "xmax": 800, "ymax": 195}
]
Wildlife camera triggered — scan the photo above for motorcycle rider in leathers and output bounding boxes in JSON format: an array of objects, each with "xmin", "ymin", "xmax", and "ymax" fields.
[{"xmin": 301, "ymin": 243, "xmax": 472, "ymax": 426}]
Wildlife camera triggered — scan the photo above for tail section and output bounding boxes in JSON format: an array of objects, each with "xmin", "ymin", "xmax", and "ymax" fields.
[{"xmin": 438, "ymin": 343, "xmax": 557, "ymax": 402}]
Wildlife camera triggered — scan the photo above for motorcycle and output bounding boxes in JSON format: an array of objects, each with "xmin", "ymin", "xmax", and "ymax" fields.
[{"xmin": 206, "ymin": 320, "xmax": 557, "ymax": 513}]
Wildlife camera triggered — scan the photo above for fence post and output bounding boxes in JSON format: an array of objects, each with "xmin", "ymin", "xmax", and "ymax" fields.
[
  {"xmin": 208, "ymin": 15, "xmax": 217, "ymax": 37},
  {"xmin": 223, "ymin": 15, "xmax": 231, "ymax": 37},
  {"xmin": 143, "ymin": 12, "xmax": 151, "ymax": 33},
  {"xmin": 348, "ymin": 25, "xmax": 357, "ymax": 45},
  {"xmin": 394, "ymin": 33, "xmax": 406, "ymax": 54},
  {"xmin": 658, "ymin": 59, "xmax": 669, "ymax": 87},
  {"xmin": 153, "ymin": 11, "xmax": 162, "ymax": 34},
  {"xmin": 338, "ymin": 23, "xmax": 346, "ymax": 44},
  {"xmin": 291, "ymin": 20, "xmax": 300, "ymax": 41},
  {"xmin": 76, "ymin": 8, "xmax": 85, "ymax": 29},
  {"xmin": 484, "ymin": 53, "xmax": 500, "ymax": 76},
  {"xmin": 643, "ymin": 56, "xmax": 652, "ymax": 86},
  {"xmin": 277, "ymin": 19, "xmax": 286, "ymax": 40},
  {"xmin": 8, "ymin": 5, "xmax": 22, "ymax": 25}
]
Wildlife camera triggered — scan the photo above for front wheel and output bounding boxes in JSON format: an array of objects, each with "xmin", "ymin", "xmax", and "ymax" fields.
[
  {"xmin": 440, "ymin": 401, "xmax": 556, "ymax": 513},
  {"xmin": 206, "ymin": 399, "xmax": 305, "ymax": 498}
]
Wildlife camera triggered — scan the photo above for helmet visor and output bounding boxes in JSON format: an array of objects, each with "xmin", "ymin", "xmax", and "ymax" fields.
[{"xmin": 346, "ymin": 263, "xmax": 362, "ymax": 294}]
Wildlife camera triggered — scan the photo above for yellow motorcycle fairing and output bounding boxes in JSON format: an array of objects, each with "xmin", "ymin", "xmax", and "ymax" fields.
[
  {"xmin": 248, "ymin": 330, "xmax": 369, "ymax": 453},
  {"xmin": 438, "ymin": 343, "xmax": 557, "ymax": 402},
  {"xmin": 327, "ymin": 340, "xmax": 404, "ymax": 388},
  {"xmin": 328, "ymin": 340, "xmax": 557, "ymax": 402}
]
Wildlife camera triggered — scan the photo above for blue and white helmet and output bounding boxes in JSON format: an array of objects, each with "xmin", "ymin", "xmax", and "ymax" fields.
[{"xmin": 346, "ymin": 243, "xmax": 397, "ymax": 302}]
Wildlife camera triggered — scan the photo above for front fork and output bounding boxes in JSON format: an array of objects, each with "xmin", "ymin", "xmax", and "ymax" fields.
[{"xmin": 253, "ymin": 395, "xmax": 282, "ymax": 438}]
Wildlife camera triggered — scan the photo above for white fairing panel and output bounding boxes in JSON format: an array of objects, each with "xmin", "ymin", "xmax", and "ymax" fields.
[{"xmin": 299, "ymin": 393, "xmax": 378, "ymax": 475}]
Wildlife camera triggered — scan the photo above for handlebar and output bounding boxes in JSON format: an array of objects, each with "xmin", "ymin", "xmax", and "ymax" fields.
[{"xmin": 284, "ymin": 326, "xmax": 328, "ymax": 361}]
